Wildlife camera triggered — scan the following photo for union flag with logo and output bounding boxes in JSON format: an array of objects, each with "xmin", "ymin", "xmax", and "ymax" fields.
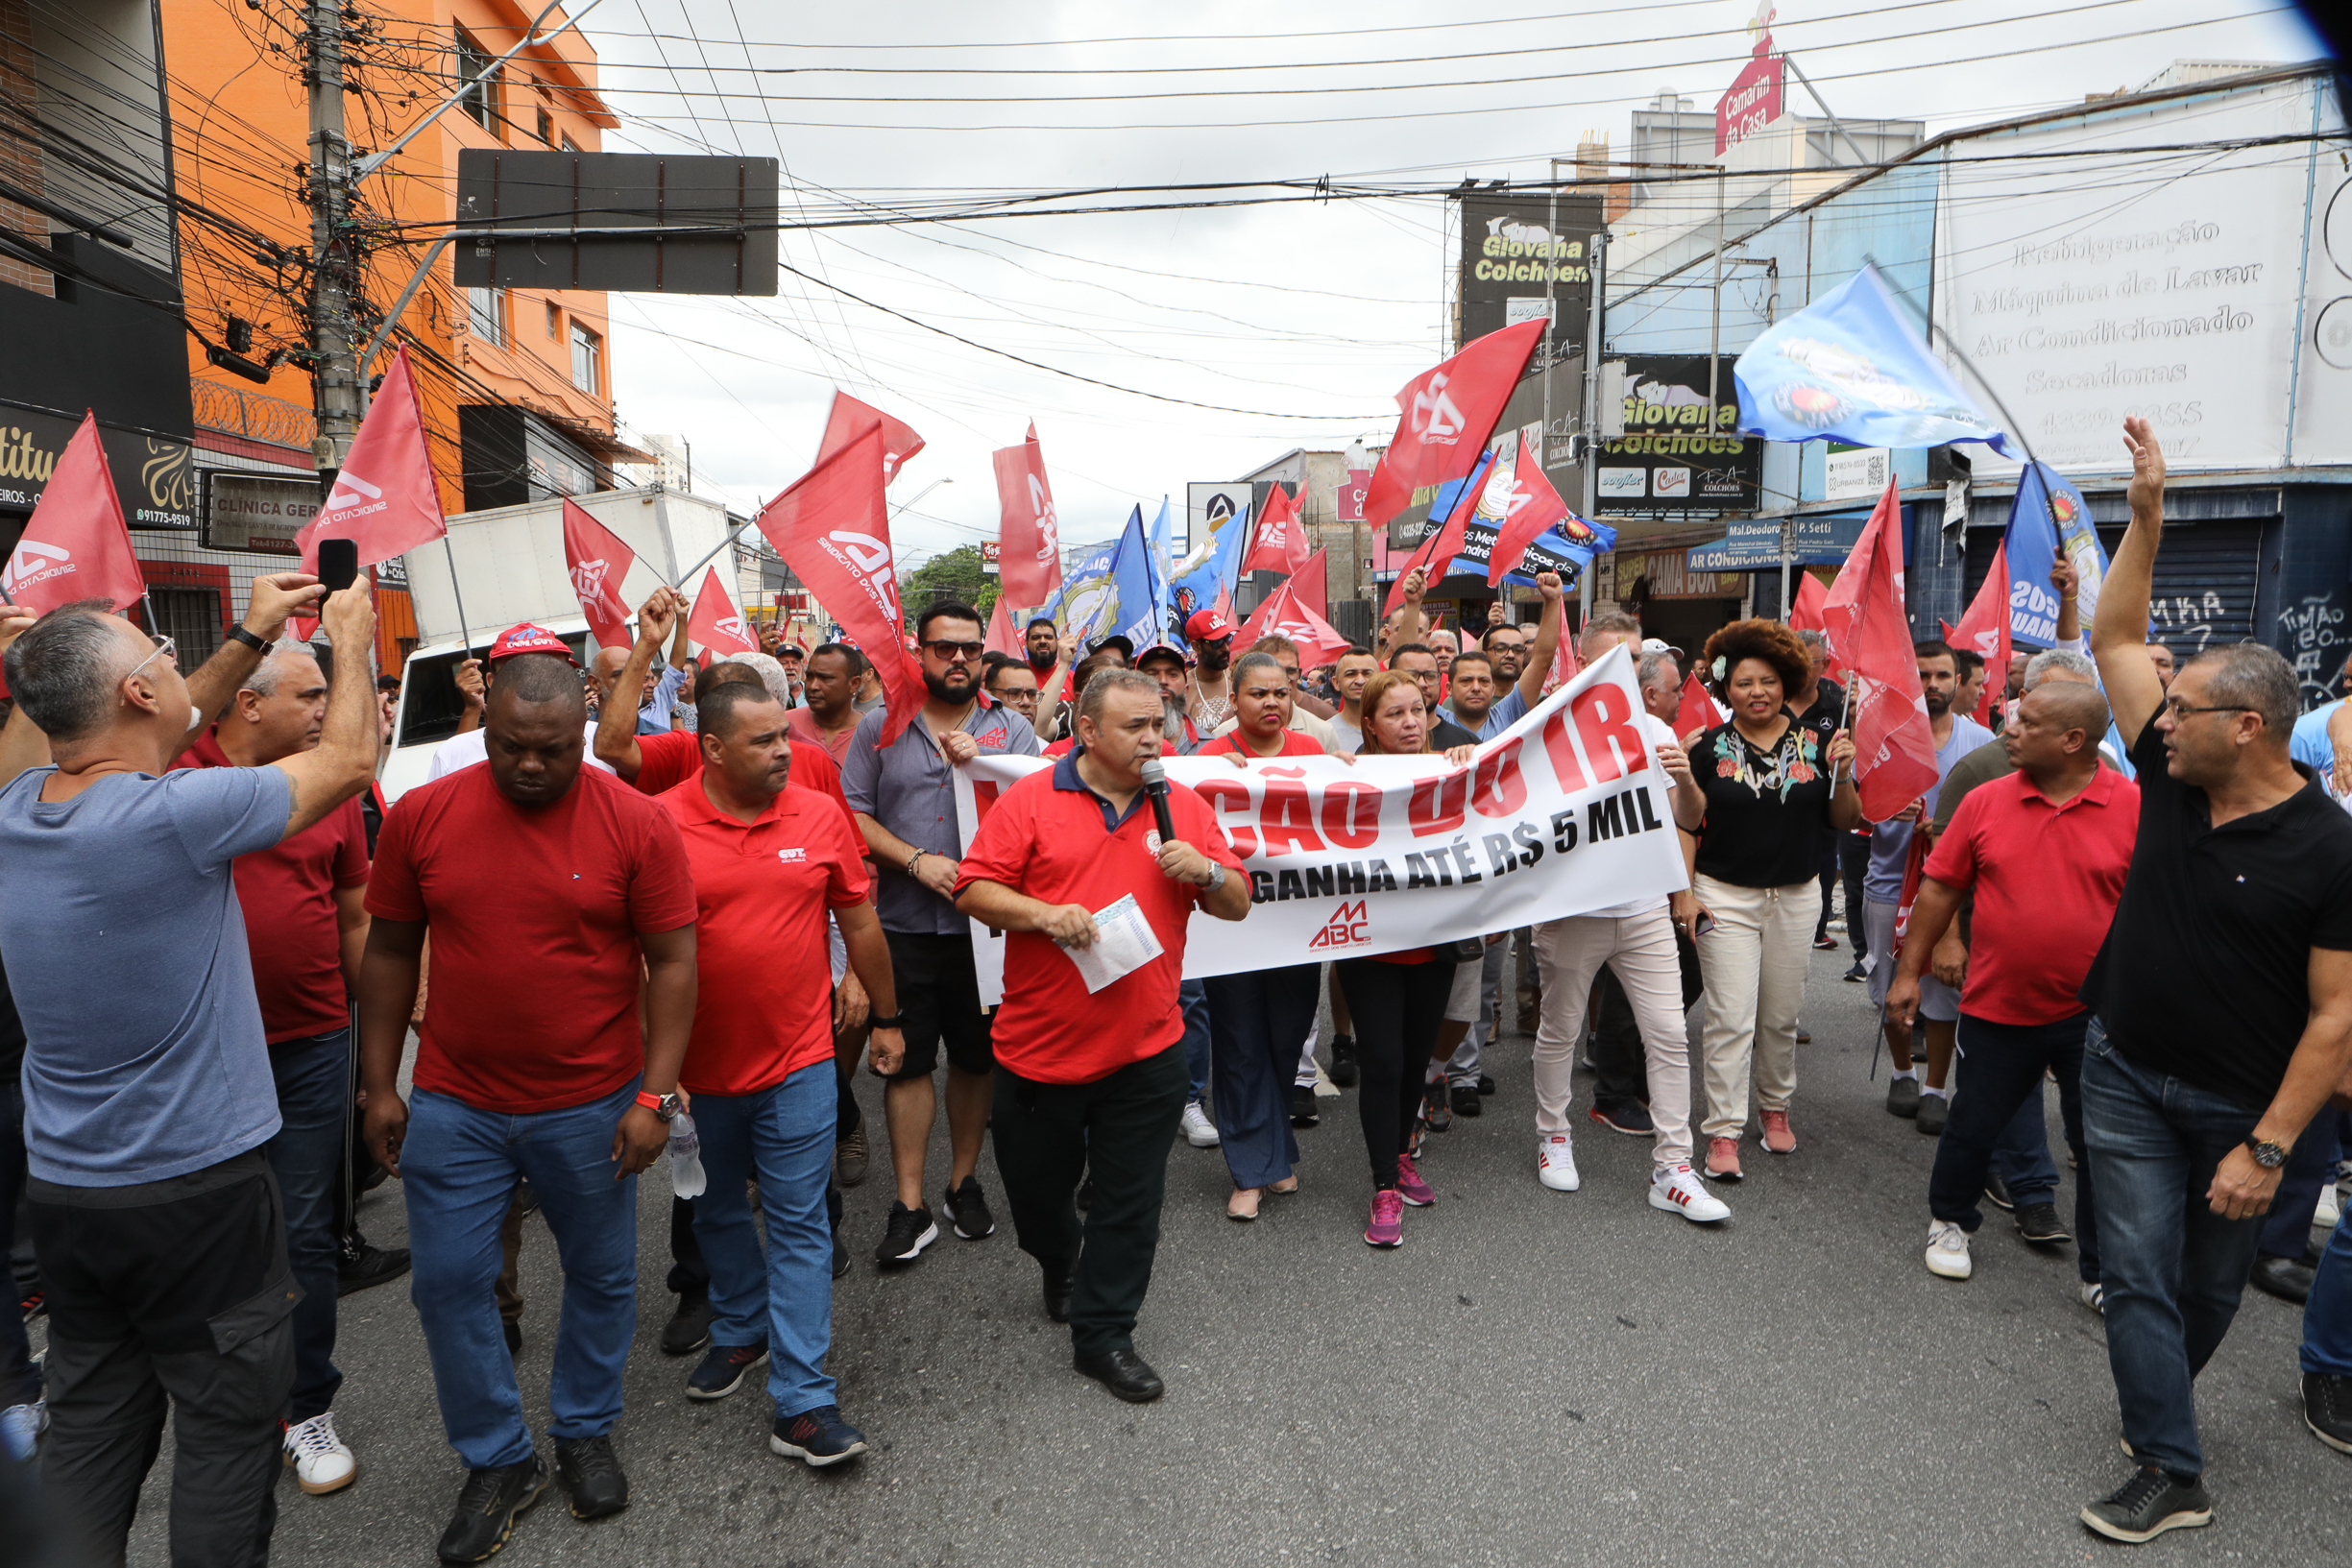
[{"xmin": 561, "ymin": 499, "xmax": 637, "ymax": 650}]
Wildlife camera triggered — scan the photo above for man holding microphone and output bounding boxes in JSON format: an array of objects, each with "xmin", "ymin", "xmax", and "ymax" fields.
[{"xmin": 954, "ymin": 668, "xmax": 1249, "ymax": 1403}]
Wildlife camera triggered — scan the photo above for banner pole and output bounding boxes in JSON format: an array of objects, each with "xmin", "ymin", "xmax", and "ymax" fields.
[
  {"xmin": 439, "ymin": 534, "xmax": 474, "ymax": 656},
  {"xmin": 1828, "ymin": 678, "xmax": 1855, "ymax": 787}
]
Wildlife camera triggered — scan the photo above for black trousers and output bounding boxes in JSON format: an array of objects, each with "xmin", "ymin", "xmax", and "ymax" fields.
[
  {"xmin": 1839, "ymin": 832, "xmax": 1872, "ymax": 965},
  {"xmin": 30, "ymin": 1149, "xmax": 297, "ymax": 1568},
  {"xmin": 1928, "ymin": 1011, "xmax": 2099, "ymax": 1285},
  {"xmin": 1334, "ymin": 957, "xmax": 1454, "ymax": 1189},
  {"xmin": 991, "ymin": 1045, "xmax": 1187, "ymax": 1358}
]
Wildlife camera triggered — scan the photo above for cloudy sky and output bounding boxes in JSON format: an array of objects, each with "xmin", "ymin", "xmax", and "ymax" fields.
[{"xmin": 579, "ymin": 0, "xmax": 2329, "ymax": 568}]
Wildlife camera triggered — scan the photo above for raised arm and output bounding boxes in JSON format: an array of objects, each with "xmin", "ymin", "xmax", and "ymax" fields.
[
  {"xmin": 594, "ymin": 588, "xmax": 680, "ymax": 783},
  {"xmin": 1515, "ymin": 572, "xmax": 1566, "ymax": 708},
  {"xmin": 2091, "ymin": 417, "xmax": 2168, "ymax": 743},
  {"xmin": 268, "ymin": 582, "xmax": 379, "ymax": 840},
  {"xmin": 185, "ymin": 572, "xmax": 326, "ymax": 734},
  {"xmin": 1393, "ymin": 567, "xmax": 1427, "ymax": 652}
]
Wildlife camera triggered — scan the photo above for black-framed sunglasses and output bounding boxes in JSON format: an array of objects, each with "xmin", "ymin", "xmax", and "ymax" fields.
[{"xmin": 923, "ymin": 639, "xmax": 985, "ymax": 662}]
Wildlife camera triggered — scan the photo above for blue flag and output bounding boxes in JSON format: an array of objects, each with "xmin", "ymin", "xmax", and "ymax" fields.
[
  {"xmin": 2002, "ymin": 461, "xmax": 2108, "ymax": 649},
  {"xmin": 1146, "ymin": 497, "xmax": 1175, "ymax": 634},
  {"xmin": 1105, "ymin": 505, "xmax": 1165, "ymax": 652},
  {"xmin": 1042, "ymin": 539, "xmax": 1118, "ymax": 637},
  {"xmin": 1169, "ymin": 498, "xmax": 1250, "ymax": 634},
  {"xmin": 1735, "ymin": 264, "xmax": 2010, "ymax": 454}
]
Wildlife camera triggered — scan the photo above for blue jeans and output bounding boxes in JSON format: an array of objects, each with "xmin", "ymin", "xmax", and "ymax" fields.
[
  {"xmin": 1928, "ymin": 1012, "xmax": 2097, "ymax": 1284},
  {"xmin": 2260, "ymin": 1108, "xmax": 2347, "ymax": 1260},
  {"xmin": 1178, "ymin": 979, "xmax": 1211, "ymax": 1105},
  {"xmin": 690, "ymin": 1063, "xmax": 837, "ymax": 1418},
  {"xmin": 2304, "ymin": 1207, "xmax": 2352, "ymax": 1376},
  {"xmin": 265, "ymin": 1029, "xmax": 349, "ymax": 1422},
  {"xmin": 1204, "ymin": 966, "xmax": 1319, "ymax": 1191},
  {"xmin": 1991, "ymin": 1090, "xmax": 2064, "ymax": 1211},
  {"xmin": 403, "ymin": 1081, "xmax": 641, "ymax": 1469},
  {"xmin": 0, "ymin": 1081, "xmax": 36, "ymax": 1408},
  {"xmin": 2081, "ymin": 1026, "xmax": 2267, "ymax": 1480}
]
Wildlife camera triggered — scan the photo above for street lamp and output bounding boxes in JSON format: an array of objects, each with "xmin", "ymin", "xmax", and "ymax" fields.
[{"xmin": 889, "ymin": 476, "xmax": 953, "ymax": 519}]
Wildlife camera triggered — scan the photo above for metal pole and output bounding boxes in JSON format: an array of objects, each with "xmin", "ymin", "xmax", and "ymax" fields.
[
  {"xmin": 1709, "ymin": 168, "xmax": 1724, "ymax": 435},
  {"xmin": 1580, "ymin": 229, "xmax": 1607, "ymax": 623},
  {"xmin": 352, "ymin": 233, "xmax": 454, "ymax": 398},
  {"xmin": 1781, "ymin": 53, "xmax": 1876, "ymax": 170},
  {"xmin": 1543, "ymin": 159, "xmax": 1560, "ymax": 494},
  {"xmin": 439, "ymin": 533, "xmax": 475, "ymax": 655},
  {"xmin": 305, "ymin": 0, "xmax": 361, "ymax": 471},
  {"xmin": 352, "ymin": 0, "xmax": 607, "ymax": 182}
]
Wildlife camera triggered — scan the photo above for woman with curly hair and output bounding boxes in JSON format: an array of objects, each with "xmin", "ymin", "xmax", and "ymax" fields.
[{"xmin": 1668, "ymin": 618, "xmax": 1861, "ymax": 1181}]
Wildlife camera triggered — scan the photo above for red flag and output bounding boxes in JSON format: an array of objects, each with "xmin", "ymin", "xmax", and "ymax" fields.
[
  {"xmin": 984, "ymin": 594, "xmax": 1022, "ymax": 659},
  {"xmin": 1237, "ymin": 578, "xmax": 1351, "ymax": 667},
  {"xmin": 1485, "ymin": 433, "xmax": 1570, "ymax": 587},
  {"xmin": 1, "ymin": 411, "xmax": 144, "ymax": 615},
  {"xmin": 561, "ymin": 499, "xmax": 637, "ymax": 650},
  {"xmin": 689, "ymin": 568, "xmax": 759, "ymax": 661},
  {"xmin": 1361, "ymin": 319, "xmax": 1544, "ymax": 531},
  {"xmin": 817, "ymin": 391, "xmax": 925, "ymax": 486},
  {"xmin": 1539, "ymin": 617, "xmax": 1582, "ymax": 694},
  {"xmin": 1674, "ymin": 670, "xmax": 1722, "ymax": 741},
  {"xmin": 296, "ymin": 347, "xmax": 446, "ymax": 573},
  {"xmin": 1821, "ymin": 481, "xmax": 1940, "ymax": 821},
  {"xmin": 1290, "ymin": 549, "xmax": 1329, "ymax": 624},
  {"xmin": 1381, "ymin": 450, "xmax": 1494, "ymax": 617},
  {"xmin": 992, "ymin": 422, "xmax": 1062, "ymax": 612},
  {"xmin": 1240, "ymin": 483, "xmax": 1310, "ymax": 577},
  {"xmin": 1940, "ymin": 538, "xmax": 2010, "ymax": 729},
  {"xmin": 1788, "ymin": 569, "xmax": 1845, "ymax": 682},
  {"xmin": 755, "ymin": 426, "xmax": 923, "ymax": 745}
]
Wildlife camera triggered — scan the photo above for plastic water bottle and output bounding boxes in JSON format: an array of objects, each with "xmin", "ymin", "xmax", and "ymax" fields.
[{"xmin": 667, "ymin": 1111, "xmax": 706, "ymax": 1198}]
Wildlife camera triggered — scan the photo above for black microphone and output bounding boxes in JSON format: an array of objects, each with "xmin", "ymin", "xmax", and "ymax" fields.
[{"xmin": 1139, "ymin": 757, "xmax": 1177, "ymax": 845}]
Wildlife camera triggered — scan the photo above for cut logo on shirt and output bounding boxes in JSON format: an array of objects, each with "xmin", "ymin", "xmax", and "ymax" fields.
[{"xmin": 778, "ymin": 847, "xmax": 808, "ymax": 864}]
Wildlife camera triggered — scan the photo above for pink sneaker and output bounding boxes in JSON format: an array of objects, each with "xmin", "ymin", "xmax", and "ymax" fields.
[
  {"xmin": 1705, "ymin": 1135, "xmax": 1743, "ymax": 1182},
  {"xmin": 1365, "ymin": 1189, "xmax": 1404, "ymax": 1247},
  {"xmin": 1759, "ymin": 1109, "xmax": 1797, "ymax": 1154},
  {"xmin": 1394, "ymin": 1153, "xmax": 1436, "ymax": 1207}
]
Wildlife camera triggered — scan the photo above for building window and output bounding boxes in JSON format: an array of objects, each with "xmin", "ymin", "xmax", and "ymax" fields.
[
  {"xmin": 537, "ymin": 108, "xmax": 554, "ymax": 145},
  {"xmin": 455, "ymin": 32, "xmax": 497, "ymax": 132},
  {"xmin": 546, "ymin": 300, "xmax": 561, "ymax": 338},
  {"xmin": 570, "ymin": 321, "xmax": 600, "ymax": 395},
  {"xmin": 468, "ymin": 286, "xmax": 505, "ymax": 347},
  {"xmin": 143, "ymin": 587, "xmax": 224, "ymax": 670},
  {"xmin": 561, "ymin": 133, "xmax": 580, "ymax": 153}
]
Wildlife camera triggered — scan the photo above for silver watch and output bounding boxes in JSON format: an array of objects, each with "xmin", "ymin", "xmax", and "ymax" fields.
[{"xmin": 1200, "ymin": 860, "xmax": 1226, "ymax": 894}]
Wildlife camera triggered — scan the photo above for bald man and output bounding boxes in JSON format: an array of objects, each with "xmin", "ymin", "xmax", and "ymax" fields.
[{"xmin": 592, "ymin": 607, "xmax": 692, "ymax": 735}]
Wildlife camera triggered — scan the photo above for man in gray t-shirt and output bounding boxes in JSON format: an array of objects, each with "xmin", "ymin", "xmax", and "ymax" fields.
[{"xmin": 0, "ymin": 580, "xmax": 378, "ymax": 1565}]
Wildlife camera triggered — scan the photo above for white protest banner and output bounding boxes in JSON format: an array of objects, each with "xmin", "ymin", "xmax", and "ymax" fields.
[{"xmin": 951, "ymin": 645, "xmax": 1687, "ymax": 1003}]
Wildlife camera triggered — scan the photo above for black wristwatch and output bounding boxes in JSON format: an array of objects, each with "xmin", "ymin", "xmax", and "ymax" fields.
[
  {"xmin": 868, "ymin": 1012, "xmax": 905, "ymax": 1031},
  {"xmin": 227, "ymin": 625, "xmax": 274, "ymax": 655},
  {"xmin": 2243, "ymin": 1134, "xmax": 2291, "ymax": 1170}
]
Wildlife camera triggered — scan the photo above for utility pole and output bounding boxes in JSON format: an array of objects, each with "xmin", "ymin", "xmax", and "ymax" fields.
[
  {"xmin": 305, "ymin": 0, "xmax": 360, "ymax": 477},
  {"xmin": 1579, "ymin": 229, "xmax": 1607, "ymax": 623}
]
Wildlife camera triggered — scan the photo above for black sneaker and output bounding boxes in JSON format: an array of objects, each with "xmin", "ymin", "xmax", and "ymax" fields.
[
  {"xmin": 944, "ymin": 1176, "xmax": 996, "ymax": 1240},
  {"xmin": 876, "ymin": 1201, "xmax": 939, "ymax": 1266},
  {"xmin": 1420, "ymin": 1079, "xmax": 1450, "ymax": 1132},
  {"xmin": 553, "ymin": 1435, "xmax": 628, "ymax": 1520},
  {"xmin": 1915, "ymin": 1093, "xmax": 1950, "ymax": 1136},
  {"xmin": 1475, "ymin": 1073, "xmax": 1496, "ymax": 1096},
  {"xmin": 1328, "ymin": 1035, "xmax": 1359, "ymax": 1087},
  {"xmin": 336, "ymin": 1232, "xmax": 412, "ymax": 1297},
  {"xmin": 1983, "ymin": 1172, "xmax": 2015, "ymax": 1211},
  {"xmin": 1589, "ymin": 1099, "xmax": 1654, "ymax": 1136},
  {"xmin": 1842, "ymin": 961, "xmax": 1868, "ymax": 983},
  {"xmin": 770, "ymin": 1405, "xmax": 869, "ymax": 1467},
  {"xmin": 660, "ymin": 1293, "xmax": 714, "ymax": 1356},
  {"xmin": 436, "ymin": 1454, "xmax": 548, "ymax": 1563},
  {"xmin": 2305, "ymin": 1371, "xmax": 2352, "ymax": 1454},
  {"xmin": 1448, "ymin": 1083, "xmax": 1482, "ymax": 1118},
  {"xmin": 2251, "ymin": 1254, "xmax": 2315, "ymax": 1303},
  {"xmin": 1885, "ymin": 1075, "xmax": 1922, "ymax": 1118},
  {"xmin": 832, "ymin": 1230, "xmax": 849, "ymax": 1280},
  {"xmin": 2079, "ymin": 1466, "xmax": 2213, "ymax": 1543},
  {"xmin": 1042, "ymin": 1266, "xmax": 1073, "ymax": 1324},
  {"xmin": 685, "ymin": 1341, "xmax": 768, "ymax": 1402},
  {"xmin": 2015, "ymin": 1202, "xmax": 2073, "ymax": 1245},
  {"xmin": 1289, "ymin": 1085, "xmax": 1320, "ymax": 1128}
]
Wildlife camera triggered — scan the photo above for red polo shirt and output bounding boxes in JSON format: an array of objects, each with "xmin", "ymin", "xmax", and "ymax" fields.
[
  {"xmin": 366, "ymin": 764, "xmax": 697, "ymax": 1113},
  {"xmin": 661, "ymin": 779, "xmax": 872, "ymax": 1097},
  {"xmin": 172, "ymin": 732, "xmax": 368, "ymax": 1042},
  {"xmin": 631, "ymin": 727, "xmax": 849, "ymax": 824},
  {"xmin": 1925, "ymin": 763, "xmax": 2140, "ymax": 1025},
  {"xmin": 956, "ymin": 752, "xmax": 1244, "ymax": 1084},
  {"xmin": 1197, "ymin": 730, "xmax": 1323, "ymax": 760}
]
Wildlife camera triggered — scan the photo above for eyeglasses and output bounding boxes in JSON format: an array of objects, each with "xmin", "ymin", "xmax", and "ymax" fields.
[
  {"xmin": 2162, "ymin": 700, "xmax": 2253, "ymax": 721},
  {"xmin": 128, "ymin": 634, "xmax": 177, "ymax": 682},
  {"xmin": 991, "ymin": 687, "xmax": 1040, "ymax": 707},
  {"xmin": 923, "ymin": 639, "xmax": 985, "ymax": 662}
]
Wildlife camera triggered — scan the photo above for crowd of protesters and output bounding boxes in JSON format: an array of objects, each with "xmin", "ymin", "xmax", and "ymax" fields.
[{"xmin": 0, "ymin": 417, "xmax": 2345, "ymax": 1561}]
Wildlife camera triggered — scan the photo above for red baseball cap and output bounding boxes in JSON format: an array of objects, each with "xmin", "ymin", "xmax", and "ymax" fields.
[
  {"xmin": 485, "ymin": 623, "xmax": 578, "ymax": 664},
  {"xmin": 1184, "ymin": 608, "xmax": 1235, "ymax": 642}
]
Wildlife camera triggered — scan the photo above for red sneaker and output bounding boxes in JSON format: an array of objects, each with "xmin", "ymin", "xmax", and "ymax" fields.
[
  {"xmin": 1760, "ymin": 1109, "xmax": 1797, "ymax": 1154},
  {"xmin": 1705, "ymin": 1135, "xmax": 1743, "ymax": 1182},
  {"xmin": 1395, "ymin": 1153, "xmax": 1435, "ymax": 1207},
  {"xmin": 1365, "ymin": 1189, "xmax": 1405, "ymax": 1247}
]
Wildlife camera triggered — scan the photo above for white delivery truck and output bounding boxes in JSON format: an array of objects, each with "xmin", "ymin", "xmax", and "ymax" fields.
[{"xmin": 379, "ymin": 484, "xmax": 746, "ymax": 803}]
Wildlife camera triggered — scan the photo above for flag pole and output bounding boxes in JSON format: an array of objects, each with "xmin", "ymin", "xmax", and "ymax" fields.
[
  {"xmin": 1827, "ymin": 677, "xmax": 1855, "ymax": 788},
  {"xmin": 439, "ymin": 535, "xmax": 475, "ymax": 658}
]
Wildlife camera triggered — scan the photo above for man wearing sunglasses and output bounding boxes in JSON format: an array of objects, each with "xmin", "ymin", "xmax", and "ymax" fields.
[
  {"xmin": 0, "ymin": 575, "xmax": 379, "ymax": 1567},
  {"xmin": 841, "ymin": 602, "xmax": 1041, "ymax": 1268}
]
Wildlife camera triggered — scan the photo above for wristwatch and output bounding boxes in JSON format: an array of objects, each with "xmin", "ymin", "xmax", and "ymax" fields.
[
  {"xmin": 635, "ymin": 1090, "xmax": 684, "ymax": 1123},
  {"xmin": 868, "ymin": 1012, "xmax": 905, "ymax": 1030},
  {"xmin": 1200, "ymin": 861, "xmax": 1227, "ymax": 895},
  {"xmin": 2243, "ymin": 1134, "xmax": 2290, "ymax": 1170},
  {"xmin": 227, "ymin": 625, "xmax": 274, "ymax": 655}
]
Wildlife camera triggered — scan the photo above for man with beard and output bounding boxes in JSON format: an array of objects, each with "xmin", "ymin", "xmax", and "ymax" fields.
[
  {"xmin": 1181, "ymin": 609, "xmax": 1239, "ymax": 734},
  {"xmin": 842, "ymin": 604, "xmax": 1042, "ymax": 1266},
  {"xmin": 1866, "ymin": 640, "xmax": 1995, "ymax": 1135}
]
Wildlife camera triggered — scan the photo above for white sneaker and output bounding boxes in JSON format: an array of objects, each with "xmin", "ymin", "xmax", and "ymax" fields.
[
  {"xmin": 1537, "ymin": 1134, "xmax": 1581, "ymax": 1192},
  {"xmin": 2079, "ymin": 1280, "xmax": 2106, "ymax": 1315},
  {"xmin": 1925, "ymin": 1219, "xmax": 1973, "ymax": 1280},
  {"xmin": 1180, "ymin": 1100, "xmax": 1221, "ymax": 1148},
  {"xmin": 2318, "ymin": 1183, "xmax": 2343, "ymax": 1231},
  {"xmin": 282, "ymin": 1411, "xmax": 356, "ymax": 1495},
  {"xmin": 1649, "ymin": 1163, "xmax": 1730, "ymax": 1223}
]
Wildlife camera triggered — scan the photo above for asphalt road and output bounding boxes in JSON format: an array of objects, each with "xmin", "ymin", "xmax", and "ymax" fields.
[{"xmin": 85, "ymin": 938, "xmax": 2347, "ymax": 1566}]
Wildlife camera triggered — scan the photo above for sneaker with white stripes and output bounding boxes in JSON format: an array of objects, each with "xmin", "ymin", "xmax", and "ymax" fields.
[
  {"xmin": 1648, "ymin": 1164, "xmax": 1730, "ymax": 1223},
  {"xmin": 1925, "ymin": 1219, "xmax": 1973, "ymax": 1280},
  {"xmin": 283, "ymin": 1411, "xmax": 357, "ymax": 1495}
]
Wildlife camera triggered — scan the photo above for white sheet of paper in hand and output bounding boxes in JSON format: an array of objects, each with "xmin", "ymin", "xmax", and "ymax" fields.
[{"xmin": 1055, "ymin": 893, "xmax": 1165, "ymax": 994}]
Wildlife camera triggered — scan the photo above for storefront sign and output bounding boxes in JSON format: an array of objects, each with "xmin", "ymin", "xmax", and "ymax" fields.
[
  {"xmin": 1824, "ymin": 445, "xmax": 1892, "ymax": 502},
  {"xmin": 1455, "ymin": 191, "xmax": 1603, "ymax": 349},
  {"xmin": 1593, "ymin": 356, "xmax": 1763, "ymax": 517},
  {"xmin": 981, "ymin": 539, "xmax": 1001, "ymax": 575},
  {"xmin": 1614, "ymin": 550, "xmax": 1742, "ymax": 600},
  {"xmin": 205, "ymin": 472, "xmax": 321, "ymax": 556},
  {"xmin": 1686, "ymin": 511, "xmax": 1871, "ymax": 572},
  {"xmin": 1716, "ymin": 53, "xmax": 1784, "ymax": 156},
  {"xmin": 0, "ymin": 399, "xmax": 195, "ymax": 530}
]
